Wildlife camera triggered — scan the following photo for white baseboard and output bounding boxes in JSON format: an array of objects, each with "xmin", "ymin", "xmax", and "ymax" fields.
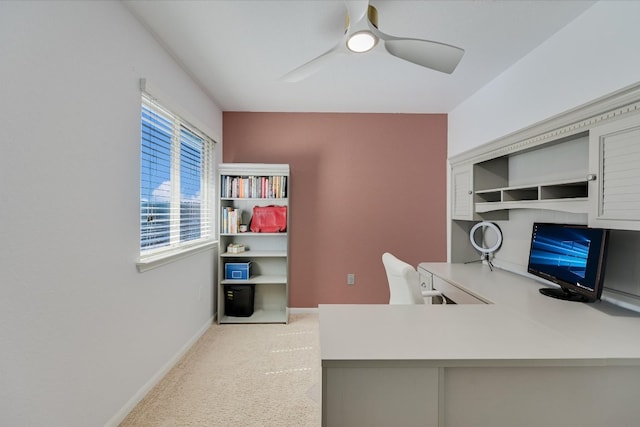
[
  {"xmin": 104, "ymin": 316, "xmax": 214, "ymax": 427},
  {"xmin": 289, "ymin": 307, "xmax": 319, "ymax": 314}
]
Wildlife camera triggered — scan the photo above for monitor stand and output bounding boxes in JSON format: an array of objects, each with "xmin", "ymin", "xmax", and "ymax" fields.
[{"xmin": 539, "ymin": 287, "xmax": 591, "ymax": 302}]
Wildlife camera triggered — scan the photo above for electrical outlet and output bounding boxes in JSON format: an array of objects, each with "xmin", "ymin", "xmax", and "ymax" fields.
[{"xmin": 347, "ymin": 273, "xmax": 355, "ymax": 285}]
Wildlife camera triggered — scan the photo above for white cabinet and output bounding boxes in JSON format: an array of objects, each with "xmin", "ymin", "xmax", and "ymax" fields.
[
  {"xmin": 588, "ymin": 113, "xmax": 640, "ymax": 231},
  {"xmin": 452, "ymin": 138, "xmax": 591, "ymax": 219},
  {"xmin": 453, "ymin": 159, "xmax": 509, "ymax": 221},
  {"xmin": 447, "ymin": 84, "xmax": 640, "ymax": 305},
  {"xmin": 451, "ymin": 164, "xmax": 474, "ymax": 220},
  {"xmin": 217, "ymin": 163, "xmax": 289, "ymax": 324},
  {"xmin": 322, "ymin": 365, "xmax": 440, "ymax": 427},
  {"xmin": 451, "ymin": 160, "xmax": 510, "ymax": 221}
]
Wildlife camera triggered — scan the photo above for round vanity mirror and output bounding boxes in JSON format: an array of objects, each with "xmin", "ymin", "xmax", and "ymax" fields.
[{"xmin": 469, "ymin": 222, "xmax": 503, "ymax": 269}]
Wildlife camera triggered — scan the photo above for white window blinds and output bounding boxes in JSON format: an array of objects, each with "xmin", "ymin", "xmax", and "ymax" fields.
[{"xmin": 140, "ymin": 93, "xmax": 214, "ymax": 253}]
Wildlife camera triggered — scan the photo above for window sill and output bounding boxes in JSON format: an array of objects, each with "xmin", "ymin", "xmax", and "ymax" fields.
[{"xmin": 137, "ymin": 240, "xmax": 217, "ymax": 273}]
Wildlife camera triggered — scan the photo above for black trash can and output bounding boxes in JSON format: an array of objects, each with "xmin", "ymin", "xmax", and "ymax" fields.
[{"xmin": 224, "ymin": 284, "xmax": 255, "ymax": 317}]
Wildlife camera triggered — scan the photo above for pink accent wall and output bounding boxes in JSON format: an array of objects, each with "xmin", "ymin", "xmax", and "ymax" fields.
[{"xmin": 223, "ymin": 112, "xmax": 447, "ymax": 307}]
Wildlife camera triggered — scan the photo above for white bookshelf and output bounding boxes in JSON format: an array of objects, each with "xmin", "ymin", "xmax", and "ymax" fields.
[{"xmin": 217, "ymin": 163, "xmax": 290, "ymax": 324}]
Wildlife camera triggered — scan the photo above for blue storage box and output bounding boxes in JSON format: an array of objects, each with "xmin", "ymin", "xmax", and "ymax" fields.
[{"xmin": 225, "ymin": 262, "xmax": 252, "ymax": 280}]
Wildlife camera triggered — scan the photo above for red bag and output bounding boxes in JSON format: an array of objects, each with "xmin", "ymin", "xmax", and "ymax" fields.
[{"xmin": 249, "ymin": 205, "xmax": 287, "ymax": 232}]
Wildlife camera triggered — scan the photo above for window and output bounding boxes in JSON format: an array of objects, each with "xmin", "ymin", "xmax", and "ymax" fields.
[{"xmin": 140, "ymin": 93, "xmax": 214, "ymax": 262}]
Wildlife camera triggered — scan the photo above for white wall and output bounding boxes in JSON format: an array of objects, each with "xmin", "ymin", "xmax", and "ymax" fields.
[
  {"xmin": 0, "ymin": 1, "xmax": 223, "ymax": 426},
  {"xmin": 449, "ymin": 0, "xmax": 640, "ymax": 156}
]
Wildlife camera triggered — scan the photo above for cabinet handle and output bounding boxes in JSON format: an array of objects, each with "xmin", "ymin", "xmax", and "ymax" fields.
[
  {"xmin": 587, "ymin": 174, "xmax": 597, "ymax": 181},
  {"xmin": 468, "ymin": 190, "xmax": 473, "ymax": 195}
]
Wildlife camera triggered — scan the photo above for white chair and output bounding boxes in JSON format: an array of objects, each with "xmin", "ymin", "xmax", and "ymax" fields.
[{"xmin": 382, "ymin": 252, "xmax": 445, "ymax": 304}]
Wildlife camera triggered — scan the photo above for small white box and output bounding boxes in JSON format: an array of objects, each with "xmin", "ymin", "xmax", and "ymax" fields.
[{"xmin": 227, "ymin": 243, "xmax": 246, "ymax": 254}]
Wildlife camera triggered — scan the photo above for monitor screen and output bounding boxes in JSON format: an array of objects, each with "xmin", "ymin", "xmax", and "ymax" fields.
[{"xmin": 528, "ymin": 223, "xmax": 609, "ymax": 302}]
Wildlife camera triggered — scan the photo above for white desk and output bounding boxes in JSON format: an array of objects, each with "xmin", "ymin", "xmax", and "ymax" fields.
[{"xmin": 319, "ymin": 263, "xmax": 640, "ymax": 427}]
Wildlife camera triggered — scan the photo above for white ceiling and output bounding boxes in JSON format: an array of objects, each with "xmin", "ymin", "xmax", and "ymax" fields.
[{"xmin": 124, "ymin": 0, "xmax": 596, "ymax": 113}]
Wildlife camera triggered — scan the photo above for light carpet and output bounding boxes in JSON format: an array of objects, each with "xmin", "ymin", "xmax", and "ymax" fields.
[{"xmin": 120, "ymin": 313, "xmax": 321, "ymax": 426}]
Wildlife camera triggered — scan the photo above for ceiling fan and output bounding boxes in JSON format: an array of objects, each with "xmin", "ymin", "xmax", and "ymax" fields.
[{"xmin": 282, "ymin": 0, "xmax": 465, "ymax": 82}]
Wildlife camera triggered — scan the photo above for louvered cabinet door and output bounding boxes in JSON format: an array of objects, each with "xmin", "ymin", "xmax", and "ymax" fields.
[
  {"xmin": 451, "ymin": 164, "xmax": 474, "ymax": 220},
  {"xmin": 589, "ymin": 113, "xmax": 640, "ymax": 230}
]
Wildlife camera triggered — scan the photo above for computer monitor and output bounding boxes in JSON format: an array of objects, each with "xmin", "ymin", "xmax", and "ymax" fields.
[{"xmin": 528, "ymin": 223, "xmax": 609, "ymax": 302}]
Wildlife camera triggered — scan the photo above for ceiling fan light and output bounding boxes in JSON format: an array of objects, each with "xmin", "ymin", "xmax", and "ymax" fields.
[{"xmin": 347, "ymin": 31, "xmax": 377, "ymax": 53}]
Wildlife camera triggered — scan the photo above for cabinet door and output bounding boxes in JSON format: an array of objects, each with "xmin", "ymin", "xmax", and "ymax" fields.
[
  {"xmin": 323, "ymin": 366, "xmax": 440, "ymax": 427},
  {"xmin": 588, "ymin": 114, "xmax": 640, "ymax": 231},
  {"xmin": 451, "ymin": 164, "xmax": 474, "ymax": 220}
]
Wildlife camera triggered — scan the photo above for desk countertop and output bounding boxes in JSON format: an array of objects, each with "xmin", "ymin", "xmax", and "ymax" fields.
[{"xmin": 318, "ymin": 263, "xmax": 640, "ymax": 367}]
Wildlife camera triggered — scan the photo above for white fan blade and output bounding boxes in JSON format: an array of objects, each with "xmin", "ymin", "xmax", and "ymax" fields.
[
  {"xmin": 381, "ymin": 34, "xmax": 465, "ymax": 74},
  {"xmin": 280, "ymin": 42, "xmax": 347, "ymax": 82}
]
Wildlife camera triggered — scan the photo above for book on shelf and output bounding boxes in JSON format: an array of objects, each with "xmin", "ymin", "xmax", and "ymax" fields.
[
  {"xmin": 221, "ymin": 207, "xmax": 242, "ymax": 234},
  {"xmin": 221, "ymin": 175, "xmax": 287, "ymax": 199}
]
